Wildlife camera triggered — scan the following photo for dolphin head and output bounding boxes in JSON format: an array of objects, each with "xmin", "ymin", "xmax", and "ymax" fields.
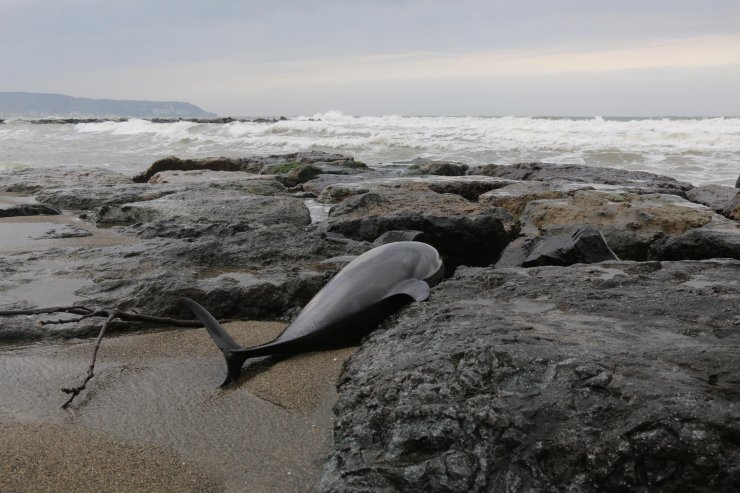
[{"xmin": 410, "ymin": 242, "xmax": 444, "ymax": 286}]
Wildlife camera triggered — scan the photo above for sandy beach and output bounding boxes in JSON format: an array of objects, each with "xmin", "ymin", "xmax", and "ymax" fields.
[
  {"xmin": 0, "ymin": 192, "xmax": 355, "ymax": 492},
  {"xmin": 0, "ymin": 322, "xmax": 354, "ymax": 492}
]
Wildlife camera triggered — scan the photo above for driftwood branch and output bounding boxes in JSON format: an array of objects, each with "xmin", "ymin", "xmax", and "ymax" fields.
[
  {"xmin": 0, "ymin": 304, "xmax": 227, "ymax": 409},
  {"xmin": 61, "ymin": 312, "xmax": 115, "ymax": 409},
  {"xmin": 0, "ymin": 305, "xmax": 207, "ymax": 327}
]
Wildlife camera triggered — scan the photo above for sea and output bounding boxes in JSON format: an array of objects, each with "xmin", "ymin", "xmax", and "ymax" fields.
[{"xmin": 1, "ymin": 112, "xmax": 738, "ymax": 186}]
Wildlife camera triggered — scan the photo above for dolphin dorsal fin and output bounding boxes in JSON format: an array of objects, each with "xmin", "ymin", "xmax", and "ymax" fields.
[{"xmin": 385, "ymin": 279, "xmax": 431, "ymax": 302}]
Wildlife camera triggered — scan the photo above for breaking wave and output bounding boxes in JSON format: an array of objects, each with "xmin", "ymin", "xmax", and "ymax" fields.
[{"xmin": 1, "ymin": 114, "xmax": 738, "ymax": 185}]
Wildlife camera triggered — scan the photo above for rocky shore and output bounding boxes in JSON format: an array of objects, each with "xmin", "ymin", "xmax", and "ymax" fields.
[{"xmin": 1, "ymin": 153, "xmax": 738, "ymax": 492}]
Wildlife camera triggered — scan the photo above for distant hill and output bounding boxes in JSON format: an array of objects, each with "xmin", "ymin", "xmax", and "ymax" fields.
[{"xmin": 0, "ymin": 92, "xmax": 217, "ymax": 118}]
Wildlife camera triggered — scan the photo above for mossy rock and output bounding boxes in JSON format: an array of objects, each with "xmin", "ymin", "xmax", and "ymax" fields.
[{"xmin": 264, "ymin": 161, "xmax": 303, "ymax": 174}]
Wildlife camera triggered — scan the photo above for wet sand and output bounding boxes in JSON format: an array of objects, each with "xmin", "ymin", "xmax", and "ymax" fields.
[{"xmin": 0, "ymin": 322, "xmax": 354, "ymax": 492}]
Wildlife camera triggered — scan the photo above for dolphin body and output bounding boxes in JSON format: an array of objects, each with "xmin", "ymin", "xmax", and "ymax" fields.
[{"xmin": 182, "ymin": 241, "xmax": 444, "ymax": 386}]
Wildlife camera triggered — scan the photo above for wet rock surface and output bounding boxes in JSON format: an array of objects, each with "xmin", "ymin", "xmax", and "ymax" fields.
[
  {"xmin": 320, "ymin": 260, "xmax": 740, "ymax": 492},
  {"xmin": 0, "ymin": 203, "xmax": 61, "ymax": 217},
  {"xmin": 469, "ymin": 162, "xmax": 692, "ymax": 191},
  {"xmin": 517, "ymin": 191, "xmax": 737, "ymax": 261},
  {"xmin": 94, "ymin": 190, "xmax": 311, "ymax": 239},
  {"xmin": 133, "ymin": 151, "xmax": 367, "ymax": 183},
  {"xmin": 686, "ymin": 185, "xmax": 740, "ymax": 220},
  {"xmin": 2, "ymin": 157, "xmax": 740, "ymax": 491},
  {"xmin": 0, "ymin": 167, "xmax": 131, "ymax": 193}
]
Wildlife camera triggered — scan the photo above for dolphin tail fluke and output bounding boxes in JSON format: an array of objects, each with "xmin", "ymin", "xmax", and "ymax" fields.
[{"xmin": 180, "ymin": 296, "xmax": 248, "ymax": 386}]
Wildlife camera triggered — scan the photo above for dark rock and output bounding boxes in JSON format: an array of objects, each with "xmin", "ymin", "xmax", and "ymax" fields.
[
  {"xmin": 494, "ymin": 236, "xmax": 538, "ymax": 268},
  {"xmin": 686, "ymin": 185, "xmax": 740, "ymax": 220},
  {"xmin": 320, "ymin": 260, "xmax": 740, "ymax": 492},
  {"xmin": 427, "ymin": 179, "xmax": 511, "ymax": 201},
  {"xmin": 275, "ymin": 165, "xmax": 322, "ymax": 187},
  {"xmin": 328, "ymin": 209, "xmax": 515, "ymax": 270},
  {"xmin": 132, "ymin": 156, "xmax": 256, "ymax": 183},
  {"xmin": 651, "ymin": 228, "xmax": 740, "ymax": 260},
  {"xmin": 373, "ymin": 230, "xmax": 425, "ymax": 246},
  {"xmin": 470, "ymin": 162, "xmax": 692, "ymax": 191},
  {"xmin": 133, "ymin": 152, "xmax": 366, "ymax": 183},
  {"xmin": 736, "ymin": 174, "xmax": 740, "ymax": 188},
  {"xmin": 522, "ymin": 225, "xmax": 619, "ymax": 267},
  {"xmin": 412, "ymin": 161, "xmax": 469, "ymax": 176},
  {"xmin": 0, "ymin": 203, "xmax": 61, "ymax": 217},
  {"xmin": 725, "ymin": 194, "xmax": 740, "ymax": 221}
]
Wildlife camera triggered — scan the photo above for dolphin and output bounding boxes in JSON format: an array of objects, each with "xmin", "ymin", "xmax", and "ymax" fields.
[{"xmin": 182, "ymin": 241, "xmax": 444, "ymax": 386}]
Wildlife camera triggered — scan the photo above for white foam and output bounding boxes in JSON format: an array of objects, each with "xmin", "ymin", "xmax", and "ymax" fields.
[{"xmin": 0, "ymin": 114, "xmax": 737, "ymax": 185}]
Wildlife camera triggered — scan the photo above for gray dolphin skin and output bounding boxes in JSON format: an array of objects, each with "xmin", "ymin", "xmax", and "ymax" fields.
[{"xmin": 181, "ymin": 241, "xmax": 444, "ymax": 386}]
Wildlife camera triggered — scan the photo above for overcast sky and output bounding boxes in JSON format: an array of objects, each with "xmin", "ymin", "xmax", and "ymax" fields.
[{"xmin": 2, "ymin": 0, "xmax": 739, "ymax": 116}]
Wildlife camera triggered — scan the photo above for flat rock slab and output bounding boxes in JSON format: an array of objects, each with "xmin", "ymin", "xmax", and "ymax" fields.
[
  {"xmin": 0, "ymin": 167, "xmax": 131, "ymax": 193},
  {"xmin": 321, "ymin": 260, "xmax": 740, "ymax": 492},
  {"xmin": 0, "ymin": 221, "xmax": 369, "ymax": 340},
  {"xmin": 470, "ymin": 162, "xmax": 692, "ymax": 191},
  {"xmin": 95, "ymin": 190, "xmax": 311, "ymax": 238}
]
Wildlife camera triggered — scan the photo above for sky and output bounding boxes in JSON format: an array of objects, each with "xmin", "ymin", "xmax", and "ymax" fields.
[{"xmin": 2, "ymin": 0, "xmax": 740, "ymax": 116}]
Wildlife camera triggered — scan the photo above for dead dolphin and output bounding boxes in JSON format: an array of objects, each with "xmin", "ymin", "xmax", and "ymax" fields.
[{"xmin": 182, "ymin": 241, "xmax": 444, "ymax": 386}]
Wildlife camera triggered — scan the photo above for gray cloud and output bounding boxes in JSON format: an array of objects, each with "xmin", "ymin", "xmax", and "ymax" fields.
[{"xmin": 2, "ymin": 0, "xmax": 739, "ymax": 115}]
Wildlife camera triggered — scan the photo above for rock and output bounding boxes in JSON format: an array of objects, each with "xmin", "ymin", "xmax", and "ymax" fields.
[
  {"xmin": 0, "ymin": 203, "xmax": 61, "ymax": 217},
  {"xmin": 329, "ymin": 192, "xmax": 388, "ymax": 216},
  {"xmin": 0, "ymin": 167, "xmax": 130, "ymax": 193},
  {"xmin": 479, "ymin": 180, "xmax": 596, "ymax": 216},
  {"xmin": 317, "ymin": 176, "xmax": 512, "ymax": 204},
  {"xmin": 329, "ymin": 209, "xmax": 515, "ymax": 270},
  {"xmin": 146, "ymin": 170, "xmax": 284, "ymax": 192},
  {"xmin": 519, "ymin": 191, "xmax": 718, "ymax": 260},
  {"xmin": 276, "ymin": 165, "xmax": 322, "ymax": 187},
  {"xmin": 686, "ymin": 185, "xmax": 740, "ymax": 220},
  {"xmin": 521, "ymin": 225, "xmax": 619, "ymax": 267},
  {"xmin": 133, "ymin": 152, "xmax": 366, "ymax": 183},
  {"xmin": 94, "ymin": 190, "xmax": 311, "ymax": 239},
  {"xmin": 493, "ymin": 236, "xmax": 538, "ymax": 268},
  {"xmin": 132, "ymin": 156, "xmax": 257, "ymax": 183},
  {"xmin": 373, "ymin": 230, "xmax": 425, "ymax": 246},
  {"xmin": 651, "ymin": 227, "xmax": 740, "ymax": 260},
  {"xmin": 426, "ymin": 179, "xmax": 511, "ymax": 201},
  {"xmin": 320, "ymin": 260, "xmax": 740, "ymax": 492},
  {"xmin": 470, "ymin": 162, "xmax": 692, "ymax": 191},
  {"xmin": 724, "ymin": 194, "xmax": 740, "ymax": 221},
  {"xmin": 736, "ymin": 174, "xmax": 740, "ymax": 188},
  {"xmin": 0, "ymin": 223, "xmax": 370, "ymax": 340},
  {"xmin": 412, "ymin": 161, "xmax": 469, "ymax": 176},
  {"xmin": 35, "ymin": 185, "xmax": 176, "ymax": 210},
  {"xmin": 322, "ymin": 177, "xmax": 524, "ymax": 269}
]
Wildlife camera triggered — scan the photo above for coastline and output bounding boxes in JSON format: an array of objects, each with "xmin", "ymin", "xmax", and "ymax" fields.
[{"xmin": 1, "ymin": 155, "xmax": 738, "ymax": 491}]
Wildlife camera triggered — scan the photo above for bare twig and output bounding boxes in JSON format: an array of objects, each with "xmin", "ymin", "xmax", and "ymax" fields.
[
  {"xmin": 0, "ymin": 305, "xmax": 211, "ymax": 327},
  {"xmin": 1, "ymin": 304, "xmax": 235, "ymax": 409},
  {"xmin": 0, "ymin": 305, "xmax": 94, "ymax": 317},
  {"xmin": 61, "ymin": 312, "xmax": 115, "ymax": 409}
]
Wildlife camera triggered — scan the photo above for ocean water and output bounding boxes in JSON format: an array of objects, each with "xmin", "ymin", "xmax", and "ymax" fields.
[{"xmin": 1, "ymin": 113, "xmax": 738, "ymax": 186}]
